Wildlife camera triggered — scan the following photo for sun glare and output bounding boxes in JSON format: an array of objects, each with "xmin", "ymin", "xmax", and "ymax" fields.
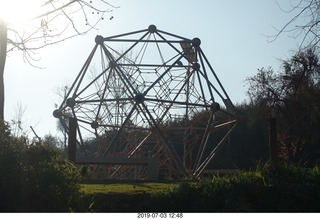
[{"xmin": 0, "ymin": 0, "xmax": 43, "ymax": 24}]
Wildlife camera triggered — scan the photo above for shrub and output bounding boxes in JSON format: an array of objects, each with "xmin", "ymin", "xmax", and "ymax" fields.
[
  {"xmin": 151, "ymin": 162, "xmax": 320, "ymax": 212},
  {"xmin": 0, "ymin": 121, "xmax": 83, "ymax": 212}
]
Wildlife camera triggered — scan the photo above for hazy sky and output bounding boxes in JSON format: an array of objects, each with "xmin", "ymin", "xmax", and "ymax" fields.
[{"xmin": 4, "ymin": 0, "xmax": 304, "ymax": 138}]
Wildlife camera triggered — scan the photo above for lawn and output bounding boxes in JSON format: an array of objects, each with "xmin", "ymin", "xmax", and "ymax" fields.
[
  {"xmin": 81, "ymin": 182, "xmax": 180, "ymax": 195},
  {"xmin": 80, "ymin": 182, "xmax": 181, "ymax": 212}
]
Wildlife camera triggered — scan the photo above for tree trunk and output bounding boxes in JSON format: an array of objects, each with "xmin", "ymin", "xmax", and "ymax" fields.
[
  {"xmin": 269, "ymin": 117, "xmax": 278, "ymax": 168},
  {"xmin": 0, "ymin": 19, "xmax": 7, "ymax": 120}
]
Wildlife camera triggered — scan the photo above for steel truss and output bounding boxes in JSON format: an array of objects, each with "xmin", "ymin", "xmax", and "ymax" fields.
[{"xmin": 53, "ymin": 25, "xmax": 238, "ymax": 180}]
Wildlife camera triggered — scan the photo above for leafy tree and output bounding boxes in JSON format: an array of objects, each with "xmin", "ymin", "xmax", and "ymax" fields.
[
  {"xmin": 228, "ymin": 103, "xmax": 269, "ymax": 169},
  {"xmin": 43, "ymin": 133, "xmax": 63, "ymax": 148},
  {"xmin": 246, "ymin": 49, "xmax": 320, "ymax": 163},
  {"xmin": 0, "ymin": 0, "xmax": 117, "ymax": 119},
  {"xmin": 0, "ymin": 120, "xmax": 84, "ymax": 212}
]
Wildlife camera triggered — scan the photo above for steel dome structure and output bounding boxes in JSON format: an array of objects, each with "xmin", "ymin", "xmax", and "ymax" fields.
[{"xmin": 53, "ymin": 24, "xmax": 238, "ymax": 180}]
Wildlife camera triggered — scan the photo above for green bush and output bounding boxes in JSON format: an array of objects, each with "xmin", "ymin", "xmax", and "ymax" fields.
[
  {"xmin": 151, "ymin": 162, "xmax": 320, "ymax": 212},
  {"xmin": 0, "ymin": 121, "xmax": 84, "ymax": 212}
]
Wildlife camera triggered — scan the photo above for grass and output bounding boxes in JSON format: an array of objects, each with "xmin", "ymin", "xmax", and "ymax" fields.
[
  {"xmin": 80, "ymin": 182, "xmax": 181, "ymax": 212},
  {"xmin": 81, "ymin": 182, "xmax": 180, "ymax": 195}
]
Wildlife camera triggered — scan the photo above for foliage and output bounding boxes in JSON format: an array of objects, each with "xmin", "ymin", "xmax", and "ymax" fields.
[
  {"xmin": 246, "ymin": 48, "xmax": 320, "ymax": 163},
  {"xmin": 58, "ymin": 163, "xmax": 320, "ymax": 212},
  {"xmin": 150, "ymin": 162, "xmax": 320, "ymax": 212},
  {"xmin": 0, "ymin": 120, "xmax": 84, "ymax": 212},
  {"xmin": 227, "ymin": 103, "xmax": 269, "ymax": 169},
  {"xmin": 42, "ymin": 133, "xmax": 64, "ymax": 148}
]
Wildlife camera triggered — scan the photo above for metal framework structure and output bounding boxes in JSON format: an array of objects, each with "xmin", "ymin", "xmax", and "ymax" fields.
[{"xmin": 53, "ymin": 25, "xmax": 238, "ymax": 180}]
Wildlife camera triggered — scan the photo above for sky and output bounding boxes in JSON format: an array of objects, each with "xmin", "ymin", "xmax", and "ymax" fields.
[{"xmin": 4, "ymin": 0, "xmax": 304, "ymax": 139}]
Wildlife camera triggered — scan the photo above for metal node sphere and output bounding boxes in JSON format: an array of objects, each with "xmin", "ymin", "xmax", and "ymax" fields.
[
  {"xmin": 148, "ymin": 24, "xmax": 157, "ymax": 33},
  {"xmin": 192, "ymin": 62, "xmax": 201, "ymax": 71},
  {"xmin": 210, "ymin": 102, "xmax": 221, "ymax": 112},
  {"xmin": 192, "ymin": 37, "xmax": 201, "ymax": 47},
  {"xmin": 66, "ymin": 98, "xmax": 75, "ymax": 108},
  {"xmin": 109, "ymin": 60, "xmax": 117, "ymax": 68},
  {"xmin": 95, "ymin": 35, "xmax": 104, "ymax": 45},
  {"xmin": 134, "ymin": 93, "xmax": 145, "ymax": 104},
  {"xmin": 55, "ymin": 25, "xmax": 237, "ymax": 180},
  {"xmin": 53, "ymin": 109, "xmax": 61, "ymax": 118},
  {"xmin": 91, "ymin": 121, "xmax": 99, "ymax": 129}
]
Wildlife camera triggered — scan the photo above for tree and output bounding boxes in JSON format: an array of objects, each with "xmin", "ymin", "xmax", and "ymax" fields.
[
  {"xmin": 10, "ymin": 102, "xmax": 27, "ymax": 137},
  {"xmin": 246, "ymin": 48, "xmax": 320, "ymax": 163},
  {"xmin": 0, "ymin": 0, "xmax": 117, "ymax": 119},
  {"xmin": 228, "ymin": 103, "xmax": 270, "ymax": 169},
  {"xmin": 43, "ymin": 133, "xmax": 63, "ymax": 148},
  {"xmin": 272, "ymin": 0, "xmax": 320, "ymax": 49}
]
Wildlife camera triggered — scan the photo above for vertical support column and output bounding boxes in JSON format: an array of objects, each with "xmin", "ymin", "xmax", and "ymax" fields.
[
  {"xmin": 269, "ymin": 117, "xmax": 278, "ymax": 165},
  {"xmin": 68, "ymin": 117, "xmax": 77, "ymax": 162},
  {"xmin": 147, "ymin": 158, "xmax": 159, "ymax": 181}
]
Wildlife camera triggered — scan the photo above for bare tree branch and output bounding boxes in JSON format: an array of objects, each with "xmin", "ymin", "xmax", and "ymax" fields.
[
  {"xmin": 270, "ymin": 0, "xmax": 320, "ymax": 50},
  {"xmin": 6, "ymin": 0, "xmax": 118, "ymax": 64},
  {"xmin": 269, "ymin": 0, "xmax": 312, "ymax": 43},
  {"xmin": 0, "ymin": 0, "xmax": 119, "ymax": 119}
]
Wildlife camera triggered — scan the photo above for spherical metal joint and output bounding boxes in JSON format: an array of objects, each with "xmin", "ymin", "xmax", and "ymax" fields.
[
  {"xmin": 95, "ymin": 35, "xmax": 104, "ymax": 45},
  {"xmin": 210, "ymin": 102, "xmax": 220, "ymax": 112},
  {"xmin": 109, "ymin": 60, "xmax": 117, "ymax": 68},
  {"xmin": 134, "ymin": 93, "xmax": 145, "ymax": 104},
  {"xmin": 53, "ymin": 109, "xmax": 61, "ymax": 118},
  {"xmin": 66, "ymin": 98, "xmax": 76, "ymax": 108},
  {"xmin": 192, "ymin": 62, "xmax": 200, "ymax": 71},
  {"xmin": 192, "ymin": 37, "xmax": 201, "ymax": 47},
  {"xmin": 91, "ymin": 121, "xmax": 99, "ymax": 129},
  {"xmin": 148, "ymin": 24, "xmax": 157, "ymax": 33}
]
